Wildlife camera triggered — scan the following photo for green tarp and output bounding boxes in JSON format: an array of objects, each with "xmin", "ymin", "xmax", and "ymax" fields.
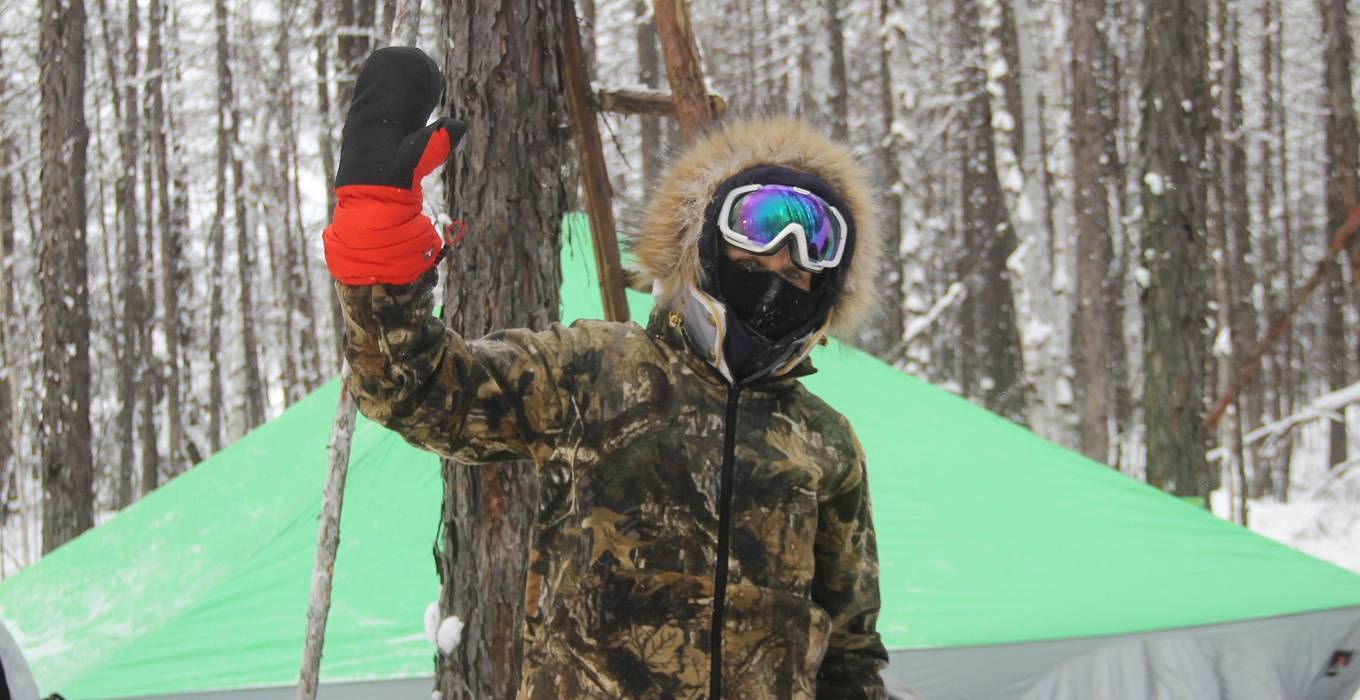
[{"xmin": 3, "ymin": 216, "xmax": 1359, "ymax": 698}]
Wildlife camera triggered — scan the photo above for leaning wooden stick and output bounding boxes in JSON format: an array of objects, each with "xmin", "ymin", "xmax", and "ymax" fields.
[
  {"xmin": 559, "ymin": 0, "xmax": 629, "ymax": 322},
  {"xmin": 297, "ymin": 8, "xmax": 424, "ymax": 699},
  {"xmin": 297, "ymin": 365, "xmax": 356, "ymax": 700},
  {"xmin": 1204, "ymin": 204, "xmax": 1360, "ymax": 431}
]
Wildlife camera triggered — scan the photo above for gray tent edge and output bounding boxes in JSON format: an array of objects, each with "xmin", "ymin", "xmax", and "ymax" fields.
[
  {"xmin": 1, "ymin": 619, "xmax": 37, "ymax": 700},
  {"xmin": 89, "ymin": 678, "xmax": 435, "ymax": 700},
  {"xmin": 885, "ymin": 605, "xmax": 1360, "ymax": 699}
]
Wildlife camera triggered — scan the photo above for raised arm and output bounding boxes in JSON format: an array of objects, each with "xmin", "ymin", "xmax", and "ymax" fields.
[
  {"xmin": 322, "ymin": 47, "xmax": 570, "ymax": 464},
  {"xmin": 336, "ymin": 270, "xmax": 579, "ymax": 464}
]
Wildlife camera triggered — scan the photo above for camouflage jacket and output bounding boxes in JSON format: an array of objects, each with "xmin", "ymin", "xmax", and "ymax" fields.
[{"xmin": 339, "ymin": 269, "xmax": 887, "ymax": 699}]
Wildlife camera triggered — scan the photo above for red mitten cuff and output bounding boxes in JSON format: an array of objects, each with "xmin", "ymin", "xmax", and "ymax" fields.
[{"xmin": 323, "ymin": 185, "xmax": 444, "ymax": 286}]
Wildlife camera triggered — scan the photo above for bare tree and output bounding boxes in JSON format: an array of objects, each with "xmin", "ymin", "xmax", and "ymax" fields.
[
  {"xmin": 636, "ymin": 0, "xmax": 663, "ymax": 190},
  {"xmin": 39, "ymin": 0, "xmax": 94, "ymax": 552},
  {"xmin": 1070, "ymin": 0, "xmax": 1115, "ymax": 463},
  {"xmin": 824, "ymin": 0, "xmax": 849, "ymax": 142},
  {"xmin": 0, "ymin": 36, "xmax": 16, "ymax": 539},
  {"xmin": 209, "ymin": 0, "xmax": 231, "ymax": 452},
  {"xmin": 1319, "ymin": 0, "xmax": 1359, "ymax": 470},
  {"xmin": 1140, "ymin": 0, "xmax": 1210, "ymax": 498},
  {"xmin": 94, "ymin": 0, "xmax": 143, "ymax": 506},
  {"xmin": 867, "ymin": 0, "xmax": 905, "ymax": 358},
  {"xmin": 956, "ymin": 0, "xmax": 1028, "ymax": 424},
  {"xmin": 435, "ymin": 0, "xmax": 572, "ymax": 695},
  {"xmin": 148, "ymin": 0, "xmax": 186, "ymax": 478}
]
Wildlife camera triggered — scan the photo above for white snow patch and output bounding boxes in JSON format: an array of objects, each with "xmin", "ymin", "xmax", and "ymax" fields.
[
  {"xmin": 1212, "ymin": 326, "xmax": 1232, "ymax": 358},
  {"xmin": 423, "ymin": 602, "xmax": 440, "ymax": 645},
  {"xmin": 988, "ymin": 57, "xmax": 1009, "ymax": 81},
  {"xmin": 436, "ymin": 615, "xmax": 464, "ymax": 653},
  {"xmin": 1054, "ymin": 376, "xmax": 1074, "ymax": 406},
  {"xmin": 1143, "ymin": 172, "xmax": 1165, "ymax": 195},
  {"xmin": 991, "ymin": 110, "xmax": 1015, "ymax": 133}
]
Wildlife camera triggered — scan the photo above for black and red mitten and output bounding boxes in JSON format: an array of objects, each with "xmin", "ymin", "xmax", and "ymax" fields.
[{"xmin": 323, "ymin": 46, "xmax": 465, "ymax": 286}]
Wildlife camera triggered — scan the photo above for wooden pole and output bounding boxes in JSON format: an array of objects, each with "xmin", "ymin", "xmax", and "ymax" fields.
[
  {"xmin": 596, "ymin": 88, "xmax": 725, "ymax": 118},
  {"xmin": 1205, "ymin": 204, "xmax": 1360, "ymax": 430},
  {"xmin": 298, "ymin": 11, "xmax": 424, "ymax": 698},
  {"xmin": 297, "ymin": 366, "xmax": 356, "ymax": 700},
  {"xmin": 652, "ymin": 0, "xmax": 714, "ymax": 141},
  {"xmin": 560, "ymin": 0, "xmax": 630, "ymax": 322}
]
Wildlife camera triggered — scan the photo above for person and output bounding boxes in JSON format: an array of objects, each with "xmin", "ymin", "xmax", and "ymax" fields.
[{"xmin": 324, "ymin": 47, "xmax": 888, "ymax": 700}]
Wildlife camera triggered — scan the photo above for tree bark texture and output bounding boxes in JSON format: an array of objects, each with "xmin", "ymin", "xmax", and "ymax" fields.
[
  {"xmin": 1140, "ymin": 0, "xmax": 1211, "ymax": 497},
  {"xmin": 824, "ymin": 0, "xmax": 849, "ymax": 142},
  {"xmin": 956, "ymin": 0, "xmax": 1028, "ymax": 425},
  {"xmin": 209, "ymin": 0, "xmax": 231, "ymax": 453},
  {"xmin": 1070, "ymin": 0, "xmax": 1114, "ymax": 464},
  {"xmin": 636, "ymin": 0, "xmax": 664, "ymax": 192},
  {"xmin": 105, "ymin": 0, "xmax": 143, "ymax": 507},
  {"xmin": 869, "ymin": 0, "xmax": 905, "ymax": 359},
  {"xmin": 148, "ymin": 0, "xmax": 186, "ymax": 479},
  {"xmin": 1319, "ymin": 0, "xmax": 1358, "ymax": 470},
  {"xmin": 39, "ymin": 0, "xmax": 94, "ymax": 553},
  {"xmin": 0, "ymin": 37, "xmax": 15, "ymax": 529},
  {"xmin": 1223, "ymin": 7, "xmax": 1263, "ymax": 496},
  {"xmin": 653, "ymin": 0, "xmax": 713, "ymax": 141},
  {"xmin": 436, "ymin": 0, "xmax": 572, "ymax": 696}
]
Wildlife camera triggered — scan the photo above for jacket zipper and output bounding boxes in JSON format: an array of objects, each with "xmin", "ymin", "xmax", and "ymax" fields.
[{"xmin": 710, "ymin": 385, "xmax": 741, "ymax": 699}]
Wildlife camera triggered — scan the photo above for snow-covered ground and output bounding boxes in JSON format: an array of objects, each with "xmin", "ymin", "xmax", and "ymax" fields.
[{"xmin": 1209, "ymin": 423, "xmax": 1360, "ymax": 575}]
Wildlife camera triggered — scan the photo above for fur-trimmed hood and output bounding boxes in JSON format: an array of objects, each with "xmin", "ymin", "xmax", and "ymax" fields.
[{"xmin": 632, "ymin": 117, "xmax": 881, "ymax": 340}]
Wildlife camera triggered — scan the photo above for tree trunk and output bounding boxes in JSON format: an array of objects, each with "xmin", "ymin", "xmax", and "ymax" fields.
[
  {"xmin": 209, "ymin": 0, "xmax": 231, "ymax": 453},
  {"xmin": 435, "ymin": 0, "xmax": 572, "ymax": 696},
  {"xmin": 957, "ymin": 0, "xmax": 1028, "ymax": 425},
  {"xmin": 1140, "ymin": 0, "xmax": 1210, "ymax": 498},
  {"xmin": 221, "ymin": 8, "xmax": 266, "ymax": 433},
  {"xmin": 39, "ymin": 0, "xmax": 94, "ymax": 553},
  {"xmin": 148, "ymin": 0, "xmax": 184, "ymax": 478},
  {"xmin": 824, "ymin": 0, "xmax": 849, "ymax": 142},
  {"xmin": 637, "ymin": 0, "xmax": 663, "ymax": 192},
  {"xmin": 1069, "ymin": 0, "xmax": 1114, "ymax": 464},
  {"xmin": 0, "ymin": 37, "xmax": 15, "ymax": 536},
  {"xmin": 1319, "ymin": 0, "xmax": 1358, "ymax": 470},
  {"xmin": 101, "ymin": 0, "xmax": 143, "ymax": 506},
  {"xmin": 1223, "ymin": 6, "xmax": 1261, "ymax": 497},
  {"xmin": 315, "ymin": 0, "xmax": 343, "ymax": 368},
  {"xmin": 1274, "ymin": 0, "xmax": 1295, "ymax": 500},
  {"xmin": 868, "ymin": 0, "xmax": 905, "ymax": 358},
  {"xmin": 653, "ymin": 0, "xmax": 715, "ymax": 140}
]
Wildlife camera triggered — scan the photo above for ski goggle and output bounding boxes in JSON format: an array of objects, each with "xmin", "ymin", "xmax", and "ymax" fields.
[{"xmin": 716, "ymin": 183, "xmax": 849, "ymax": 272}]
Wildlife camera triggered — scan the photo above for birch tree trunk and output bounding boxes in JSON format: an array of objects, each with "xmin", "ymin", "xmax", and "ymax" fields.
[{"xmin": 435, "ymin": 1, "xmax": 571, "ymax": 695}]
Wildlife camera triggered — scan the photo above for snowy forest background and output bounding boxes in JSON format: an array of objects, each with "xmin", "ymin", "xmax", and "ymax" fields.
[{"xmin": 2, "ymin": 0, "xmax": 1360, "ymax": 577}]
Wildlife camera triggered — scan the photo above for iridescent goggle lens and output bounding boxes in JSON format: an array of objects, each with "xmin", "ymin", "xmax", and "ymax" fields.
[{"xmin": 717, "ymin": 184, "xmax": 848, "ymax": 271}]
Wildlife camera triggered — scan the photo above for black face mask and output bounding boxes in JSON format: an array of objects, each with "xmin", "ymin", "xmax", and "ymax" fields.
[{"xmin": 717, "ymin": 253, "xmax": 823, "ymax": 342}]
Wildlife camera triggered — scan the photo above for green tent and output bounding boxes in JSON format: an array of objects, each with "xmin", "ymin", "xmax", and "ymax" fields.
[{"xmin": 3, "ymin": 217, "xmax": 1359, "ymax": 699}]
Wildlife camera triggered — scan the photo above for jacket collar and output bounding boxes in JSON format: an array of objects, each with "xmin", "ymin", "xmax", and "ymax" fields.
[{"xmin": 645, "ymin": 307, "xmax": 816, "ymax": 391}]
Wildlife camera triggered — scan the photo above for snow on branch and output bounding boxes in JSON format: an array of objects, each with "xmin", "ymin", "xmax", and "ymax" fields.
[
  {"xmin": 1207, "ymin": 381, "xmax": 1360, "ymax": 464},
  {"xmin": 890, "ymin": 282, "xmax": 967, "ymax": 364}
]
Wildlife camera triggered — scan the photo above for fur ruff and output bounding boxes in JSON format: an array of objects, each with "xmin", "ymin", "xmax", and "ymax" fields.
[{"xmin": 630, "ymin": 117, "xmax": 881, "ymax": 339}]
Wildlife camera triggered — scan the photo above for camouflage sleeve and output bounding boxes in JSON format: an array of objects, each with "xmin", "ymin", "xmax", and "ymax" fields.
[
  {"xmin": 813, "ymin": 426, "xmax": 889, "ymax": 700},
  {"xmin": 336, "ymin": 267, "xmax": 575, "ymax": 465}
]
